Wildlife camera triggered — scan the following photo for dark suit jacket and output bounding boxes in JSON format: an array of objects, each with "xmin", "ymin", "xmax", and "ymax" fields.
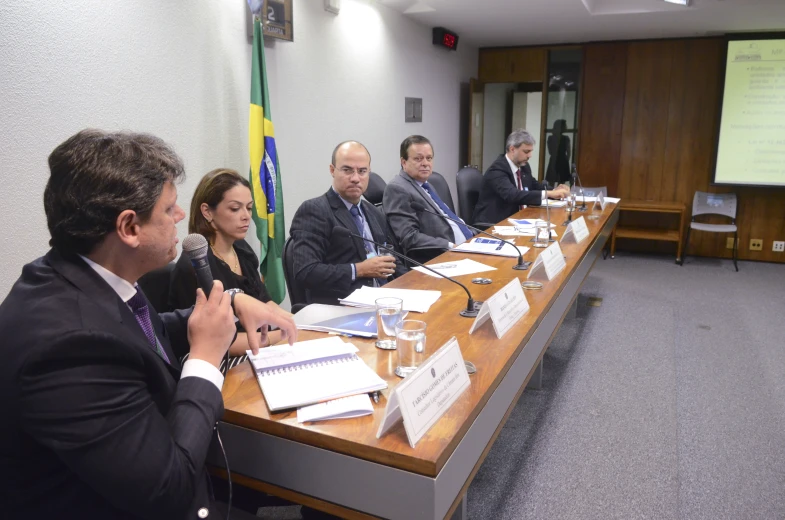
[
  {"xmin": 0, "ymin": 248, "xmax": 223, "ymax": 520},
  {"xmin": 383, "ymin": 170, "xmax": 457, "ymax": 259},
  {"xmin": 289, "ymin": 188, "xmax": 406, "ymax": 305},
  {"xmin": 473, "ymin": 154, "xmax": 546, "ymax": 225}
]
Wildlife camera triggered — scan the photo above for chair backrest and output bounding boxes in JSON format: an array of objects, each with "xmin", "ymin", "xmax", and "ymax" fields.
[
  {"xmin": 138, "ymin": 262, "xmax": 175, "ymax": 314},
  {"xmin": 573, "ymin": 185, "xmax": 607, "ymax": 199},
  {"xmin": 455, "ymin": 166, "xmax": 483, "ymax": 224},
  {"xmin": 282, "ymin": 236, "xmax": 307, "ymax": 308},
  {"xmin": 427, "ymin": 171, "xmax": 455, "ymax": 213},
  {"xmin": 364, "ymin": 172, "xmax": 386, "ymax": 207},
  {"xmin": 692, "ymin": 191, "xmax": 737, "ymax": 220}
]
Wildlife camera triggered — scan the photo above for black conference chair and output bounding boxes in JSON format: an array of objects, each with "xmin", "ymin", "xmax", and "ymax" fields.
[
  {"xmin": 455, "ymin": 166, "xmax": 494, "ymax": 229},
  {"xmin": 427, "ymin": 171, "xmax": 456, "ymax": 213},
  {"xmin": 365, "ymin": 172, "xmax": 386, "ymax": 207},
  {"xmin": 282, "ymin": 236, "xmax": 308, "ymax": 313},
  {"xmin": 138, "ymin": 262, "xmax": 175, "ymax": 314}
]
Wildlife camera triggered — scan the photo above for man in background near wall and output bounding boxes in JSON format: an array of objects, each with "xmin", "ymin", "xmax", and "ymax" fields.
[
  {"xmin": 473, "ymin": 128, "xmax": 570, "ymax": 225},
  {"xmin": 0, "ymin": 129, "xmax": 296, "ymax": 520},
  {"xmin": 289, "ymin": 140, "xmax": 406, "ymax": 306},
  {"xmin": 384, "ymin": 135, "xmax": 474, "ymax": 263}
]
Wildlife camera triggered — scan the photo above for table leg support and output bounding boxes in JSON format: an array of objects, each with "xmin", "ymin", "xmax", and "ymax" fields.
[
  {"xmin": 526, "ymin": 357, "xmax": 543, "ymax": 390},
  {"xmin": 449, "ymin": 492, "xmax": 468, "ymax": 520}
]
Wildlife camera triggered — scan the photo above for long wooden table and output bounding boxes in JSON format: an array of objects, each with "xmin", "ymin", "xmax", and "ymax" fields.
[{"xmin": 209, "ymin": 204, "xmax": 619, "ymax": 519}]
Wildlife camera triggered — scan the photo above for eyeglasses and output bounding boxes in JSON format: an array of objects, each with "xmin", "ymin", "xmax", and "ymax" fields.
[{"xmin": 336, "ymin": 166, "xmax": 369, "ymax": 177}]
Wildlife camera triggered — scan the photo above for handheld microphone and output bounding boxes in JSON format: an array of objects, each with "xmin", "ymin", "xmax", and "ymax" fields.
[
  {"xmin": 183, "ymin": 233, "xmax": 214, "ymax": 297},
  {"xmin": 333, "ymin": 227, "xmax": 481, "ymax": 317},
  {"xmin": 410, "ymin": 201, "xmax": 531, "ymax": 270},
  {"xmin": 572, "ymin": 163, "xmax": 588, "ymax": 212}
]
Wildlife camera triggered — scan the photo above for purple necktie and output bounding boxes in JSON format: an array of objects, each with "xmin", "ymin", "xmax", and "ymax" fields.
[{"xmin": 127, "ymin": 289, "xmax": 170, "ymax": 364}]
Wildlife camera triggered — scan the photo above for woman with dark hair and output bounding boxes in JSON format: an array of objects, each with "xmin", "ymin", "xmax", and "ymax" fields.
[
  {"xmin": 545, "ymin": 119, "xmax": 572, "ymax": 185},
  {"xmin": 170, "ymin": 168, "xmax": 285, "ymax": 361}
]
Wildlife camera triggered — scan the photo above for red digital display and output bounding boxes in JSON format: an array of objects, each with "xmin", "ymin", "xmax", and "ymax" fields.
[
  {"xmin": 443, "ymin": 33, "xmax": 456, "ymax": 49},
  {"xmin": 433, "ymin": 27, "xmax": 459, "ymax": 51}
]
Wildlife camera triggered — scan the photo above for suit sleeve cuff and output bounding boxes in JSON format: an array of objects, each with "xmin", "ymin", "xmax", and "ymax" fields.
[
  {"xmin": 181, "ymin": 358, "xmax": 224, "ymax": 391},
  {"xmin": 351, "ymin": 263, "xmax": 357, "ymax": 281},
  {"xmin": 542, "ymin": 189, "xmax": 547, "ymax": 201}
]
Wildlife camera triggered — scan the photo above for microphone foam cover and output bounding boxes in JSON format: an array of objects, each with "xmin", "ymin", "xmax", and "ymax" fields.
[{"xmin": 183, "ymin": 233, "xmax": 209, "ymax": 258}]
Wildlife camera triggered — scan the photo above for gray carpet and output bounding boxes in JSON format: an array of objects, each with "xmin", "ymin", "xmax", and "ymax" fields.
[{"xmin": 468, "ymin": 253, "xmax": 785, "ymax": 520}]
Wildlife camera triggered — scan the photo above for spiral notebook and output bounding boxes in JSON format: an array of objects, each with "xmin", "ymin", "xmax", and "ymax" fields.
[{"xmin": 247, "ymin": 337, "xmax": 387, "ymax": 412}]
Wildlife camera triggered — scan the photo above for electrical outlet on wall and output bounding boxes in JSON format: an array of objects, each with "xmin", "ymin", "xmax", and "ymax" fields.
[
  {"xmin": 750, "ymin": 239, "xmax": 763, "ymax": 251},
  {"xmin": 774, "ymin": 241, "xmax": 785, "ymax": 253},
  {"xmin": 726, "ymin": 237, "xmax": 737, "ymax": 249}
]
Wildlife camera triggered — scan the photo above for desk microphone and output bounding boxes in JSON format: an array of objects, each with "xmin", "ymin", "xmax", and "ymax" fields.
[
  {"xmin": 410, "ymin": 201, "xmax": 531, "ymax": 270},
  {"xmin": 183, "ymin": 233, "xmax": 214, "ymax": 297},
  {"xmin": 332, "ymin": 227, "xmax": 481, "ymax": 317},
  {"xmin": 572, "ymin": 163, "xmax": 588, "ymax": 212}
]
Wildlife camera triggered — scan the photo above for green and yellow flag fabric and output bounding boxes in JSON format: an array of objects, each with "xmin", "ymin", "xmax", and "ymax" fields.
[{"xmin": 249, "ymin": 16, "xmax": 285, "ymax": 303}]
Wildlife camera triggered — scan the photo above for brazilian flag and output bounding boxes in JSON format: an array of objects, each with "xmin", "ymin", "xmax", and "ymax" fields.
[{"xmin": 249, "ymin": 16, "xmax": 285, "ymax": 303}]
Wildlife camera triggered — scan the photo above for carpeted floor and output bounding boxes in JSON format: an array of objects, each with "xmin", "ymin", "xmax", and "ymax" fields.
[{"xmin": 467, "ymin": 252, "xmax": 785, "ymax": 520}]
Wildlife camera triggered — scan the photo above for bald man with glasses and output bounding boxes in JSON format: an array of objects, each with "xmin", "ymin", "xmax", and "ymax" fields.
[{"xmin": 289, "ymin": 141, "xmax": 406, "ymax": 305}]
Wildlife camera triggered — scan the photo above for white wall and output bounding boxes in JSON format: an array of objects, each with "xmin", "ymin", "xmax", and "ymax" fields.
[{"xmin": 0, "ymin": 0, "xmax": 477, "ymax": 299}]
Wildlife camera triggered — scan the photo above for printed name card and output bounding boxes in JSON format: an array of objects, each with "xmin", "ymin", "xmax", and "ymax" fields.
[
  {"xmin": 468, "ymin": 278, "xmax": 530, "ymax": 338},
  {"xmin": 561, "ymin": 216, "xmax": 590, "ymax": 244},
  {"xmin": 527, "ymin": 241, "xmax": 566, "ymax": 281},
  {"xmin": 376, "ymin": 337, "xmax": 470, "ymax": 448},
  {"xmin": 593, "ymin": 191, "xmax": 607, "ymax": 211}
]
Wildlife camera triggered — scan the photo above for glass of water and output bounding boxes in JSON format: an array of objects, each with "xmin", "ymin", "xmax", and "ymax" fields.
[
  {"xmin": 394, "ymin": 320, "xmax": 426, "ymax": 378},
  {"xmin": 375, "ymin": 297, "xmax": 403, "ymax": 350},
  {"xmin": 533, "ymin": 221, "xmax": 550, "ymax": 248}
]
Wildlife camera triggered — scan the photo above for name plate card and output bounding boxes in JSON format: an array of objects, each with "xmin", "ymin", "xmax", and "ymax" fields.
[
  {"xmin": 376, "ymin": 337, "xmax": 470, "ymax": 448},
  {"xmin": 468, "ymin": 278, "xmax": 530, "ymax": 338},
  {"xmin": 527, "ymin": 241, "xmax": 566, "ymax": 281},
  {"xmin": 593, "ymin": 191, "xmax": 607, "ymax": 211},
  {"xmin": 561, "ymin": 216, "xmax": 590, "ymax": 244}
]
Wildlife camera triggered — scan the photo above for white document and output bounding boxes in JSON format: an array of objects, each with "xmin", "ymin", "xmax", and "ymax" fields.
[
  {"xmin": 506, "ymin": 218, "xmax": 556, "ymax": 229},
  {"xmin": 413, "ymin": 258, "xmax": 497, "ymax": 279},
  {"xmin": 561, "ymin": 216, "xmax": 590, "ymax": 244},
  {"xmin": 246, "ymin": 336, "xmax": 353, "ymax": 371},
  {"xmin": 544, "ymin": 199, "xmax": 568, "ymax": 207},
  {"xmin": 394, "ymin": 337, "xmax": 471, "ymax": 448},
  {"xmin": 452, "ymin": 237, "xmax": 530, "ymax": 258},
  {"xmin": 494, "ymin": 226, "xmax": 558, "ymax": 238},
  {"xmin": 469, "ymin": 278, "xmax": 529, "ymax": 338},
  {"xmin": 294, "ymin": 304, "xmax": 378, "ymax": 338},
  {"xmin": 527, "ymin": 241, "xmax": 566, "ymax": 281},
  {"xmin": 339, "ymin": 286, "xmax": 441, "ymax": 313},
  {"xmin": 297, "ymin": 394, "xmax": 373, "ymax": 423},
  {"xmin": 573, "ymin": 196, "xmax": 620, "ymax": 204}
]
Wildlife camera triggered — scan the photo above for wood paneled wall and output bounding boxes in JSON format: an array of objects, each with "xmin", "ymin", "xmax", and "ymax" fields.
[{"xmin": 577, "ymin": 38, "xmax": 785, "ymax": 263}]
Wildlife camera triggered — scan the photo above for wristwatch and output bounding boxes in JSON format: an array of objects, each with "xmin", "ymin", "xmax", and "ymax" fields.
[{"xmin": 224, "ymin": 288, "xmax": 244, "ymax": 310}]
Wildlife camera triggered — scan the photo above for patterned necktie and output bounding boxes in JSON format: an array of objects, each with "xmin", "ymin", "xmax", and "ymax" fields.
[
  {"xmin": 127, "ymin": 289, "xmax": 170, "ymax": 364},
  {"xmin": 349, "ymin": 204, "xmax": 374, "ymax": 254},
  {"xmin": 421, "ymin": 182, "xmax": 473, "ymax": 240}
]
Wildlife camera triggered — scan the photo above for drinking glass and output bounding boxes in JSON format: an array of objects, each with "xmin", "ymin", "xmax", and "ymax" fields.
[
  {"xmin": 375, "ymin": 297, "xmax": 402, "ymax": 350},
  {"xmin": 533, "ymin": 221, "xmax": 550, "ymax": 248},
  {"xmin": 394, "ymin": 320, "xmax": 426, "ymax": 378}
]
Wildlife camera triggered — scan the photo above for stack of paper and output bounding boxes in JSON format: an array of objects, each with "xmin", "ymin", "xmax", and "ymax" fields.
[
  {"xmin": 413, "ymin": 258, "xmax": 496, "ymax": 279},
  {"xmin": 339, "ymin": 286, "xmax": 441, "ymax": 313},
  {"xmin": 247, "ymin": 336, "xmax": 387, "ymax": 412},
  {"xmin": 452, "ymin": 237, "xmax": 530, "ymax": 258},
  {"xmin": 297, "ymin": 394, "xmax": 374, "ymax": 423}
]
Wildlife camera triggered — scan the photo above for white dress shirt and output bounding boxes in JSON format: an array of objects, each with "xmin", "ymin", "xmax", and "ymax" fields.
[{"xmin": 79, "ymin": 255, "xmax": 224, "ymax": 391}]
